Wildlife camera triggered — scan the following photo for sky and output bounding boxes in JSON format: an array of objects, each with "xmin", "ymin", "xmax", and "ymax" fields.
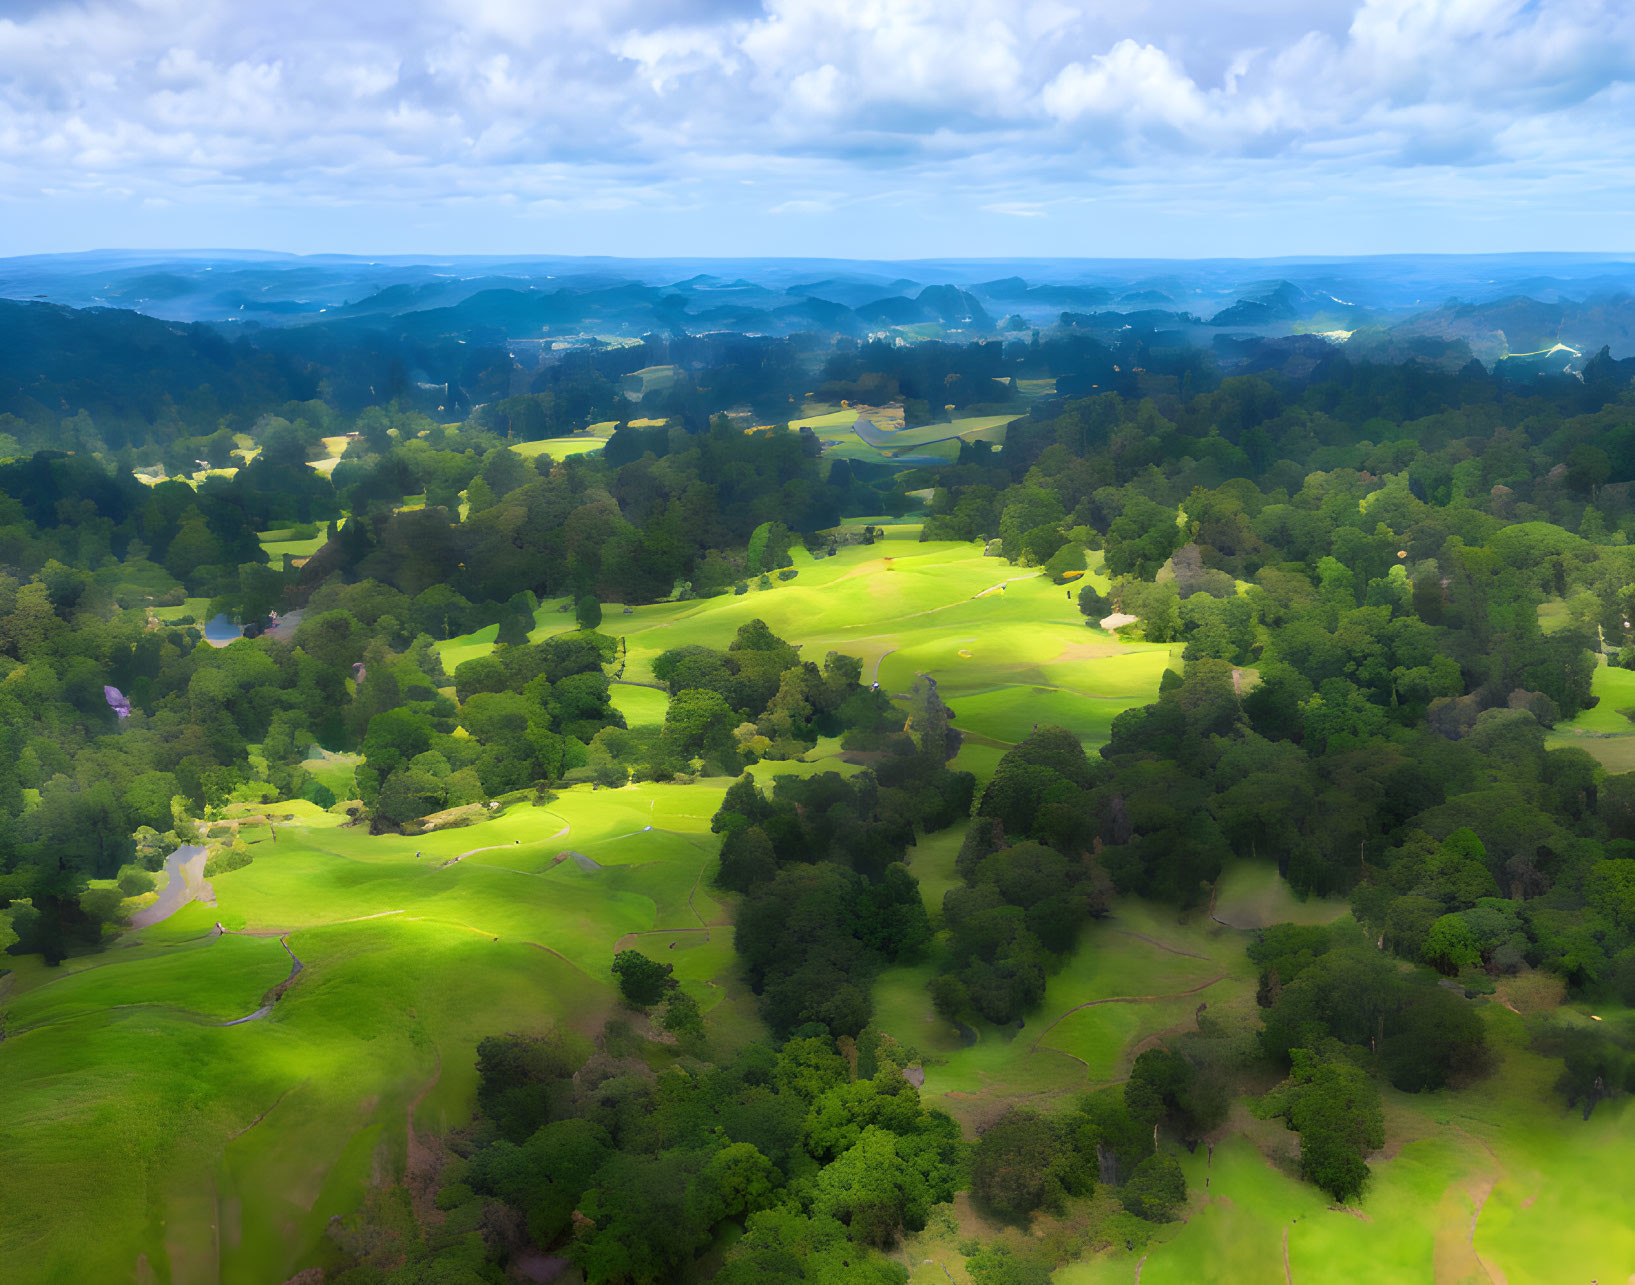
[{"xmin": 1, "ymin": 0, "xmax": 1633, "ymax": 259}]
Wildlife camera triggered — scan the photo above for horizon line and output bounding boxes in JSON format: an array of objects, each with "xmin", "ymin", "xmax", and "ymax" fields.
[{"xmin": 6, "ymin": 248, "xmax": 1635, "ymax": 267}]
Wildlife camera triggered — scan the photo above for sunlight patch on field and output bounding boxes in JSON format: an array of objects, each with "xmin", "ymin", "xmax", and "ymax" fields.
[
  {"xmin": 1210, "ymin": 861, "xmax": 1351, "ymax": 931},
  {"xmin": 1548, "ymin": 662, "xmax": 1635, "ymax": 768},
  {"xmin": 434, "ymin": 528, "xmax": 1174, "ymax": 776},
  {"xmin": 507, "ymin": 435, "xmax": 605, "ymax": 461},
  {"xmin": 0, "ymin": 779, "xmax": 754, "ymax": 1282}
]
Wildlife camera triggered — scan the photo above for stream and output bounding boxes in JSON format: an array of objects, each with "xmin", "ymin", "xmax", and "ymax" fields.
[
  {"xmin": 129, "ymin": 844, "xmax": 209, "ymax": 929},
  {"xmin": 219, "ymin": 938, "xmax": 304, "ymax": 1026}
]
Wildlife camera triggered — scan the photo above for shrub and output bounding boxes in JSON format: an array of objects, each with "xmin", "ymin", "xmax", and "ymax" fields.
[
  {"xmin": 204, "ymin": 843, "xmax": 254, "ymax": 877},
  {"xmin": 302, "ymin": 781, "xmax": 337, "ymax": 810},
  {"xmin": 612, "ymin": 949, "xmax": 676, "ymax": 1005},
  {"xmin": 117, "ymin": 867, "xmax": 157, "ymax": 898}
]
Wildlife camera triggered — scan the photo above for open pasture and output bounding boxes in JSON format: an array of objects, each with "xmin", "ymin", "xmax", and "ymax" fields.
[
  {"xmin": 507, "ymin": 434, "xmax": 605, "ymax": 461},
  {"xmin": 875, "ymin": 894, "xmax": 1256, "ymax": 1124},
  {"xmin": 882, "ymin": 845, "xmax": 1635, "ymax": 1285},
  {"xmin": 1548, "ymin": 661, "xmax": 1635, "ymax": 769},
  {"xmin": 6, "ymin": 524, "xmax": 1630, "ymax": 1283},
  {"xmin": 2, "ymin": 533, "xmax": 1185, "ymax": 1281},
  {"xmin": 0, "ymin": 779, "xmax": 752, "ymax": 1284},
  {"xmin": 1056, "ymin": 1020, "xmax": 1635, "ymax": 1285},
  {"xmin": 1210, "ymin": 860, "xmax": 1351, "ymax": 930},
  {"xmin": 257, "ymin": 523, "xmax": 330, "ymax": 563},
  {"xmin": 622, "ymin": 364, "xmax": 680, "ymax": 399},
  {"xmin": 809, "ymin": 409, "xmax": 1023, "ymax": 466},
  {"xmin": 435, "ymin": 525, "xmax": 1171, "ymax": 769}
]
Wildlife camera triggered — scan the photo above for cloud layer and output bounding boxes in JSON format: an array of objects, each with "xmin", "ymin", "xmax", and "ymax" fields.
[{"xmin": 1, "ymin": 0, "xmax": 1633, "ymax": 255}]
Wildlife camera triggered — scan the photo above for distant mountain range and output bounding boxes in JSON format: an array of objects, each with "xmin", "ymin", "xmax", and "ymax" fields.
[{"xmin": 5, "ymin": 252, "xmax": 1635, "ymax": 381}]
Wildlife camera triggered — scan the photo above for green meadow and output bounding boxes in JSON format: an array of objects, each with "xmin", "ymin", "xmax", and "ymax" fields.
[
  {"xmin": 507, "ymin": 435, "xmax": 606, "ymax": 461},
  {"xmin": 2, "ymin": 530, "xmax": 1627, "ymax": 1284},
  {"xmin": 435, "ymin": 526, "xmax": 1174, "ymax": 759},
  {"xmin": 888, "ymin": 857, "xmax": 1635, "ymax": 1285},
  {"xmin": 1548, "ymin": 660, "xmax": 1635, "ymax": 769},
  {"xmin": 792, "ymin": 406, "xmax": 1022, "ymax": 466},
  {"xmin": 0, "ymin": 781, "xmax": 740, "ymax": 1284},
  {"xmin": 258, "ymin": 523, "xmax": 334, "ymax": 564},
  {"xmin": 1053, "ymin": 1020, "xmax": 1635, "ymax": 1285}
]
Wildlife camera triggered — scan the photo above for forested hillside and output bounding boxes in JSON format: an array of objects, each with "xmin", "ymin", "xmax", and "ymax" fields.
[{"xmin": 5, "ymin": 300, "xmax": 1635, "ymax": 1282}]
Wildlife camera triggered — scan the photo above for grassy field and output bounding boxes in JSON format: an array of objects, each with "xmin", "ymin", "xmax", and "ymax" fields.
[
  {"xmin": 802, "ymin": 408, "xmax": 1024, "ymax": 467},
  {"xmin": 892, "ymin": 860, "xmax": 1635, "ymax": 1285},
  {"xmin": 258, "ymin": 523, "xmax": 333, "ymax": 563},
  {"xmin": 2, "ymin": 531, "xmax": 1184, "ymax": 1283},
  {"xmin": 1547, "ymin": 660, "xmax": 1635, "ymax": 769},
  {"xmin": 7, "ymin": 532, "xmax": 1628, "ymax": 1283},
  {"xmin": 0, "ymin": 782, "xmax": 749, "ymax": 1284},
  {"xmin": 507, "ymin": 435, "xmax": 606, "ymax": 461},
  {"xmin": 435, "ymin": 525, "xmax": 1171, "ymax": 767},
  {"xmin": 622, "ymin": 365, "xmax": 680, "ymax": 400},
  {"xmin": 1053, "ymin": 1020, "xmax": 1635, "ymax": 1285}
]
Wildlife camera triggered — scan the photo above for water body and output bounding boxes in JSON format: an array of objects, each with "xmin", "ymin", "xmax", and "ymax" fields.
[
  {"xmin": 129, "ymin": 844, "xmax": 209, "ymax": 929},
  {"xmin": 203, "ymin": 613, "xmax": 243, "ymax": 646}
]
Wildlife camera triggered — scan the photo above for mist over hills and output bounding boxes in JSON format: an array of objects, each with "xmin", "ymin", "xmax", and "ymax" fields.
[
  {"xmin": 5, "ymin": 249, "xmax": 1635, "ymax": 342},
  {"xmin": 4, "ymin": 251, "xmax": 1635, "ymax": 431}
]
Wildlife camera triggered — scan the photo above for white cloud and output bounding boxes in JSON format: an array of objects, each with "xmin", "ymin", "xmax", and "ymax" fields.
[
  {"xmin": 0, "ymin": 0, "xmax": 1630, "ymax": 252},
  {"xmin": 1041, "ymin": 40, "xmax": 1216, "ymax": 134}
]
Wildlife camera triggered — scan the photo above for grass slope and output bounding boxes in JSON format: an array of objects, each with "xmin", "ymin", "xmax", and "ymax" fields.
[
  {"xmin": 1548, "ymin": 661, "xmax": 1635, "ymax": 770},
  {"xmin": 13, "ymin": 532, "xmax": 1626, "ymax": 1284},
  {"xmin": 0, "ymin": 782, "xmax": 746, "ymax": 1284},
  {"xmin": 438, "ymin": 526, "xmax": 1170, "ymax": 769},
  {"xmin": 507, "ymin": 436, "xmax": 605, "ymax": 461}
]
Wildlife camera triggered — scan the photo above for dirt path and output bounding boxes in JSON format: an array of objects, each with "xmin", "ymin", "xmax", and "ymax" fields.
[
  {"xmin": 219, "ymin": 937, "xmax": 302, "ymax": 1026},
  {"xmin": 1028, "ymin": 974, "xmax": 1228, "ymax": 1053},
  {"xmin": 130, "ymin": 844, "xmax": 211, "ymax": 928},
  {"xmin": 1282, "ymin": 1226, "xmax": 1292, "ymax": 1284},
  {"xmin": 1452, "ymin": 1126, "xmax": 1507, "ymax": 1285},
  {"xmin": 1113, "ymin": 929, "xmax": 1210, "ymax": 960},
  {"xmin": 437, "ymin": 823, "xmax": 570, "ymax": 869},
  {"xmin": 226, "ymin": 1083, "xmax": 301, "ymax": 1142},
  {"xmin": 972, "ymin": 575, "xmax": 1035, "ymax": 599},
  {"xmin": 1467, "ymin": 1183, "xmax": 1505, "ymax": 1285},
  {"xmin": 612, "ymin": 862, "xmax": 715, "ymax": 953},
  {"xmin": 405, "ymin": 1056, "xmax": 445, "ymax": 1227},
  {"xmin": 524, "ymin": 940, "xmax": 582, "ymax": 968}
]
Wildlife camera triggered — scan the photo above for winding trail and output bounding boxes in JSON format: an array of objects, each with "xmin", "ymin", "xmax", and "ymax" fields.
[
  {"xmin": 612, "ymin": 861, "xmax": 715, "ymax": 953},
  {"xmin": 1282, "ymin": 1227, "xmax": 1292, "ymax": 1284},
  {"xmin": 219, "ymin": 937, "xmax": 302, "ymax": 1026},
  {"xmin": 1028, "ymin": 974, "xmax": 1228, "ymax": 1055},
  {"xmin": 972, "ymin": 575, "xmax": 1036, "ymax": 599},
  {"xmin": 1113, "ymin": 929, "xmax": 1209, "ymax": 960},
  {"xmin": 871, "ymin": 648, "xmax": 896, "ymax": 685},
  {"xmin": 438, "ymin": 823, "xmax": 570, "ymax": 869},
  {"xmin": 1453, "ymin": 1126, "xmax": 1507, "ymax": 1285},
  {"xmin": 130, "ymin": 844, "xmax": 210, "ymax": 928},
  {"xmin": 1468, "ymin": 1184, "xmax": 1502, "ymax": 1285},
  {"xmin": 226, "ymin": 1083, "xmax": 301, "ymax": 1141}
]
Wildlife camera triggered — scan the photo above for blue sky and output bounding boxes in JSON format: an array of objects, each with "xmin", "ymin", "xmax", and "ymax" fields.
[{"xmin": 1, "ymin": 0, "xmax": 1632, "ymax": 257}]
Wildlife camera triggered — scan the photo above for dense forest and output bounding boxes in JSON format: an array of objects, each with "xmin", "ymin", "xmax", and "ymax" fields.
[{"xmin": 6, "ymin": 302, "xmax": 1635, "ymax": 1280}]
